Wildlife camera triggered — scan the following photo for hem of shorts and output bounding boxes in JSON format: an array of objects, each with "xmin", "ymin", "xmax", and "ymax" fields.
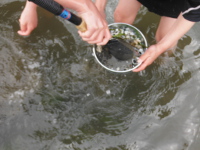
[{"xmin": 138, "ymin": 0, "xmax": 179, "ymax": 18}]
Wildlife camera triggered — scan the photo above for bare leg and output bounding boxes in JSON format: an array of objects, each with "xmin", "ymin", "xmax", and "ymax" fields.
[
  {"xmin": 156, "ymin": 16, "xmax": 178, "ymax": 48},
  {"xmin": 114, "ymin": 0, "xmax": 141, "ymax": 24}
]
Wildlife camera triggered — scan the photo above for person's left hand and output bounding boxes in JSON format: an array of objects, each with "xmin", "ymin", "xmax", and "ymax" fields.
[
  {"xmin": 18, "ymin": 2, "xmax": 38, "ymax": 36},
  {"xmin": 133, "ymin": 44, "xmax": 162, "ymax": 72}
]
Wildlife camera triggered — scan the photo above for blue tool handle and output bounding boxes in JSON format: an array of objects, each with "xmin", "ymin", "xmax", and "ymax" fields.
[{"xmin": 28, "ymin": 0, "xmax": 82, "ymax": 26}]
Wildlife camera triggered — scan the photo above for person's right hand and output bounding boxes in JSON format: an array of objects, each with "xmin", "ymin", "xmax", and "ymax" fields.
[
  {"xmin": 77, "ymin": 2, "xmax": 111, "ymax": 45},
  {"xmin": 18, "ymin": 2, "xmax": 38, "ymax": 36},
  {"xmin": 78, "ymin": 12, "xmax": 111, "ymax": 45},
  {"xmin": 94, "ymin": 0, "xmax": 107, "ymax": 19}
]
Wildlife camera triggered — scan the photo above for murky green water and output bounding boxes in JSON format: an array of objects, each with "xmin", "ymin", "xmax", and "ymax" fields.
[{"xmin": 0, "ymin": 1, "xmax": 200, "ymax": 150}]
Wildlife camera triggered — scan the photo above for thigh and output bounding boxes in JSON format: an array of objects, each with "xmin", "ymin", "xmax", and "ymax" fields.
[
  {"xmin": 156, "ymin": 16, "xmax": 177, "ymax": 42},
  {"xmin": 114, "ymin": 0, "xmax": 141, "ymax": 24}
]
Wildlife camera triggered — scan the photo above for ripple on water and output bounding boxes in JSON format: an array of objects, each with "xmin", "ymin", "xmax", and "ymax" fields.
[{"xmin": 1, "ymin": 1, "xmax": 200, "ymax": 150}]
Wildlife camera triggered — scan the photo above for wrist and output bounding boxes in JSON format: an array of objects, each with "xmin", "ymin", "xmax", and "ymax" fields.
[
  {"xmin": 25, "ymin": 1, "xmax": 37, "ymax": 10},
  {"xmin": 154, "ymin": 42, "xmax": 169, "ymax": 55},
  {"xmin": 156, "ymin": 36, "xmax": 178, "ymax": 54},
  {"xmin": 95, "ymin": 0, "xmax": 106, "ymax": 10}
]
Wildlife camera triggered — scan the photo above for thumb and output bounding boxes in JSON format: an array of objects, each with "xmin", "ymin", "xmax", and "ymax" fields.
[
  {"xmin": 133, "ymin": 49, "xmax": 152, "ymax": 72},
  {"xmin": 137, "ymin": 51, "xmax": 150, "ymax": 64},
  {"xmin": 17, "ymin": 20, "xmax": 31, "ymax": 36},
  {"xmin": 137, "ymin": 45, "xmax": 157, "ymax": 64}
]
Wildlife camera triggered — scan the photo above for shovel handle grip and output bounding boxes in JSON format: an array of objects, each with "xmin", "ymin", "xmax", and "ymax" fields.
[{"xmin": 28, "ymin": 0, "xmax": 87, "ymax": 32}]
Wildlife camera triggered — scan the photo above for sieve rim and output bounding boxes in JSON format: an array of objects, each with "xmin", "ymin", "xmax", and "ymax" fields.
[{"xmin": 93, "ymin": 23, "xmax": 148, "ymax": 73}]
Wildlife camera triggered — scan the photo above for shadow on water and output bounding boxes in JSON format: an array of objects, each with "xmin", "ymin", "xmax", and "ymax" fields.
[{"xmin": 0, "ymin": 1, "xmax": 200, "ymax": 150}]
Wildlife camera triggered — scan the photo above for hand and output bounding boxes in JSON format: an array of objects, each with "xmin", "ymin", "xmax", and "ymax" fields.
[
  {"xmin": 133, "ymin": 14, "xmax": 196, "ymax": 72},
  {"xmin": 133, "ymin": 45, "xmax": 161, "ymax": 72},
  {"xmin": 77, "ymin": 4, "xmax": 111, "ymax": 45},
  {"xmin": 18, "ymin": 2, "xmax": 38, "ymax": 36}
]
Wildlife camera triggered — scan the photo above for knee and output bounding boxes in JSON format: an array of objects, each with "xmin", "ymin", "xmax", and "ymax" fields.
[
  {"xmin": 114, "ymin": 10, "xmax": 122, "ymax": 22},
  {"xmin": 114, "ymin": 9, "xmax": 126, "ymax": 23},
  {"xmin": 114, "ymin": 9, "xmax": 134, "ymax": 24}
]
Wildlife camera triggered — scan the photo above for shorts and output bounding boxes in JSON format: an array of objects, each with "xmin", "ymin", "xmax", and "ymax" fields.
[{"xmin": 137, "ymin": 0, "xmax": 184, "ymax": 18}]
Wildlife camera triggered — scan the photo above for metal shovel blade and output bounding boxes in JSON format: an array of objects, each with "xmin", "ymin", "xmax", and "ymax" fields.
[{"xmin": 102, "ymin": 38, "xmax": 134, "ymax": 60}]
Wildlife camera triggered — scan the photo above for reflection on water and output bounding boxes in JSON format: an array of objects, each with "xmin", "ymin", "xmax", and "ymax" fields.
[{"xmin": 0, "ymin": 1, "xmax": 200, "ymax": 150}]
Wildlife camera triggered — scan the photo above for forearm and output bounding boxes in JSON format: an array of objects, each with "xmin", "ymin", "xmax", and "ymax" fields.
[
  {"xmin": 54, "ymin": 0, "xmax": 95, "ymax": 13},
  {"xmin": 25, "ymin": 0, "xmax": 37, "ymax": 9},
  {"xmin": 133, "ymin": 14, "xmax": 195, "ymax": 72},
  {"xmin": 95, "ymin": 0, "xmax": 107, "ymax": 10},
  {"xmin": 156, "ymin": 14, "xmax": 195, "ymax": 54}
]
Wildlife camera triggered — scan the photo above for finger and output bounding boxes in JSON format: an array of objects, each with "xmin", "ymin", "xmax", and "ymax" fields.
[
  {"xmin": 26, "ymin": 24, "xmax": 35, "ymax": 35},
  {"xmin": 133, "ymin": 55, "xmax": 152, "ymax": 72},
  {"xmin": 18, "ymin": 25, "xmax": 34, "ymax": 36},
  {"xmin": 81, "ymin": 29, "xmax": 102, "ymax": 41},
  {"xmin": 84, "ymin": 31, "xmax": 105, "ymax": 44},
  {"xmin": 132, "ymin": 63, "xmax": 147, "ymax": 72},
  {"xmin": 79, "ymin": 29, "xmax": 108, "ymax": 45},
  {"xmin": 18, "ymin": 20, "xmax": 27, "ymax": 35},
  {"xmin": 96, "ymin": 37, "xmax": 109, "ymax": 45},
  {"xmin": 78, "ymin": 28, "xmax": 96, "ymax": 39},
  {"xmin": 19, "ymin": 19, "xmax": 26, "ymax": 31},
  {"xmin": 97, "ymin": 29, "xmax": 112, "ymax": 45},
  {"xmin": 84, "ymin": 28, "xmax": 111, "ymax": 45},
  {"xmin": 132, "ymin": 55, "xmax": 150, "ymax": 72},
  {"xmin": 18, "ymin": 21, "xmax": 31, "ymax": 36},
  {"xmin": 138, "ymin": 51, "xmax": 150, "ymax": 63},
  {"xmin": 18, "ymin": 30, "xmax": 32, "ymax": 36}
]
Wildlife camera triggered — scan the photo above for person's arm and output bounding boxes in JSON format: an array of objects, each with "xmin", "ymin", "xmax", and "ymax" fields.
[
  {"xmin": 94, "ymin": 0, "xmax": 107, "ymax": 18},
  {"xmin": 133, "ymin": 14, "xmax": 195, "ymax": 72},
  {"xmin": 55, "ymin": 0, "xmax": 111, "ymax": 45},
  {"xmin": 18, "ymin": 1, "xmax": 38, "ymax": 36}
]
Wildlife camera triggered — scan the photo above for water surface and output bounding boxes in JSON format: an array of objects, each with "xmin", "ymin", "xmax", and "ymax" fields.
[{"xmin": 0, "ymin": 1, "xmax": 200, "ymax": 150}]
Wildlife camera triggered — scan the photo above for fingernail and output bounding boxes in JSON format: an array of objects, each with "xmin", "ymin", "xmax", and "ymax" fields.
[{"xmin": 137, "ymin": 59, "xmax": 143, "ymax": 64}]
